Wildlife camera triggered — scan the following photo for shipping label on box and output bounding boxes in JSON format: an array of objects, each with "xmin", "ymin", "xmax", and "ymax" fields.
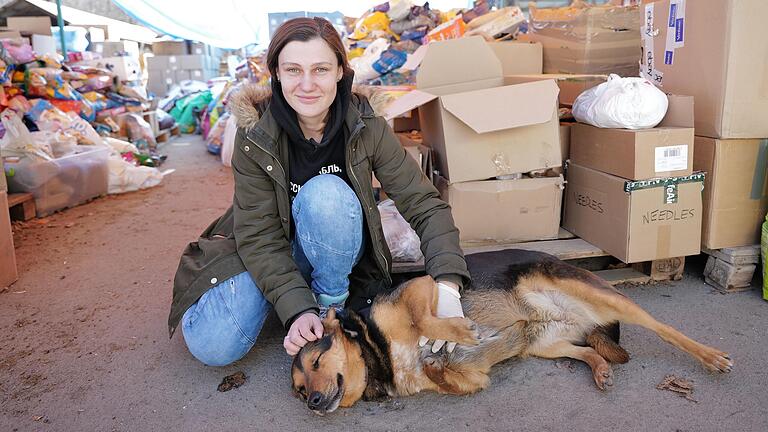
[
  {"xmin": 642, "ymin": 0, "xmax": 768, "ymax": 138},
  {"xmin": 563, "ymin": 163, "xmax": 703, "ymax": 263},
  {"xmin": 384, "ymin": 36, "xmax": 561, "ymax": 183},
  {"xmin": 693, "ymin": 137, "xmax": 768, "ymax": 249},
  {"xmin": 437, "ymin": 175, "xmax": 564, "ymax": 243}
]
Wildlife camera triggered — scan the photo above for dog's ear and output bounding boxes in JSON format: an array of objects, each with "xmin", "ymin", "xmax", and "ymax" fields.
[
  {"xmin": 337, "ymin": 311, "xmax": 362, "ymax": 339},
  {"xmin": 322, "ymin": 308, "xmax": 341, "ymax": 332}
]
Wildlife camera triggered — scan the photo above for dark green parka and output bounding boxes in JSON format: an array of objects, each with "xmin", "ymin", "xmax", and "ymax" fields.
[{"xmin": 168, "ymin": 84, "xmax": 469, "ymax": 337}]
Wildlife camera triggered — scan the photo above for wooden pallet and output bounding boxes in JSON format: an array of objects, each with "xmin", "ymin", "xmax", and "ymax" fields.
[
  {"xmin": 156, "ymin": 124, "xmax": 181, "ymax": 144},
  {"xmin": 702, "ymin": 245, "xmax": 760, "ymax": 292},
  {"xmin": 7, "ymin": 192, "xmax": 35, "ymax": 221},
  {"xmin": 392, "ymin": 234, "xmax": 686, "ymax": 286}
]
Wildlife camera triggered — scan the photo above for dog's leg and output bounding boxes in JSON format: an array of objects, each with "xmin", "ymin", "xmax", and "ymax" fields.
[
  {"xmin": 603, "ymin": 295, "xmax": 733, "ymax": 373},
  {"xmin": 422, "ymin": 356, "xmax": 490, "ymax": 395},
  {"xmin": 529, "ymin": 339, "xmax": 614, "ymax": 390},
  {"xmin": 399, "ymin": 276, "xmax": 480, "ymax": 346}
]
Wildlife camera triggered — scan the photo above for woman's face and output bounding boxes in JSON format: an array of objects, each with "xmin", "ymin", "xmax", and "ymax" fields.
[{"xmin": 276, "ymin": 38, "xmax": 344, "ymax": 121}]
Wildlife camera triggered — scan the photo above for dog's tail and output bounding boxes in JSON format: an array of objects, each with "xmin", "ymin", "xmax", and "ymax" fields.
[{"xmin": 586, "ymin": 324, "xmax": 630, "ymax": 364}]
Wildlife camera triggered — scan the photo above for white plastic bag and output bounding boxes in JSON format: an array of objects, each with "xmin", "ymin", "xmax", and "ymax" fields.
[
  {"xmin": 386, "ymin": 0, "xmax": 414, "ymax": 21},
  {"xmin": 378, "ymin": 199, "xmax": 423, "ymax": 262},
  {"xmin": 350, "ymin": 38, "xmax": 390, "ymax": 83},
  {"xmin": 106, "ymin": 154, "xmax": 163, "ymax": 194},
  {"xmin": 221, "ymin": 114, "xmax": 238, "ymax": 167},
  {"xmin": 572, "ymin": 74, "xmax": 669, "ymax": 129}
]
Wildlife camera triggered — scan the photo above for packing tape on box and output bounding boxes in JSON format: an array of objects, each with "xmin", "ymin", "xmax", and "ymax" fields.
[
  {"xmin": 663, "ymin": 0, "xmax": 686, "ymax": 66},
  {"xmin": 752, "ymin": 139, "xmax": 768, "ymax": 200},
  {"xmin": 656, "ymin": 224, "xmax": 672, "ymax": 259}
]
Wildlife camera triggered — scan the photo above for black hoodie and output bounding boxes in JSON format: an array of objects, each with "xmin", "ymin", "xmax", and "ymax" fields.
[{"xmin": 270, "ymin": 73, "xmax": 354, "ymax": 199}]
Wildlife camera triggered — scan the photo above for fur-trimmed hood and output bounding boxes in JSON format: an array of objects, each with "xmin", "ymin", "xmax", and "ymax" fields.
[{"xmin": 227, "ymin": 83, "xmax": 388, "ymax": 131}]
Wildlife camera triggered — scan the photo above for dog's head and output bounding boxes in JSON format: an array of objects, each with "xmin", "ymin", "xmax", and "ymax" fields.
[{"xmin": 290, "ymin": 309, "xmax": 369, "ymax": 415}]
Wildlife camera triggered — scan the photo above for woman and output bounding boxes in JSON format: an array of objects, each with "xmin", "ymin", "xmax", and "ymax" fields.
[{"xmin": 168, "ymin": 17, "xmax": 470, "ymax": 366}]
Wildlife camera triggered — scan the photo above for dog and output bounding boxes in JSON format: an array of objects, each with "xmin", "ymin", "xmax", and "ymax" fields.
[{"xmin": 291, "ymin": 249, "xmax": 732, "ymax": 414}]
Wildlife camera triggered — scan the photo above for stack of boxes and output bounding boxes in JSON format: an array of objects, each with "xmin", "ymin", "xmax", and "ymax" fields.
[
  {"xmin": 563, "ymin": 96, "xmax": 702, "ymax": 263},
  {"xmin": 146, "ymin": 41, "xmax": 220, "ymax": 96},
  {"xmin": 641, "ymin": 0, "xmax": 768, "ymax": 251},
  {"xmin": 386, "ymin": 36, "xmax": 565, "ymax": 244},
  {"xmin": 1, "ymin": 16, "xmax": 57, "ymax": 57}
]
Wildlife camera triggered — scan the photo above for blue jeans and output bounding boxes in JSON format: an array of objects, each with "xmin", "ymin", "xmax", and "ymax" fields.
[{"xmin": 181, "ymin": 175, "xmax": 364, "ymax": 366}]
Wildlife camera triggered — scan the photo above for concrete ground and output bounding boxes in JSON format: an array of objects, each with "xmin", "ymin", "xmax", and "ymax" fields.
[{"xmin": 1, "ymin": 134, "xmax": 766, "ymax": 432}]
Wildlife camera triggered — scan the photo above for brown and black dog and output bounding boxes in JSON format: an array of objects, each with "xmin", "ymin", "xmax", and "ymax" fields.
[{"xmin": 291, "ymin": 249, "xmax": 732, "ymax": 414}]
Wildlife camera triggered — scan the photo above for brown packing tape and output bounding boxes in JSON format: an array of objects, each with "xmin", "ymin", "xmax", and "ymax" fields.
[{"xmin": 656, "ymin": 224, "xmax": 672, "ymax": 260}]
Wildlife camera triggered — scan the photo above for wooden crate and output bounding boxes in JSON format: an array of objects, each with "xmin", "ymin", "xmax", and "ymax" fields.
[
  {"xmin": 7, "ymin": 192, "xmax": 35, "ymax": 221},
  {"xmin": 702, "ymin": 245, "xmax": 760, "ymax": 292}
]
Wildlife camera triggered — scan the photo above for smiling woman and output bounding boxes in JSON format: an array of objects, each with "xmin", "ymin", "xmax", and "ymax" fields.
[{"xmin": 169, "ymin": 17, "xmax": 471, "ymax": 387}]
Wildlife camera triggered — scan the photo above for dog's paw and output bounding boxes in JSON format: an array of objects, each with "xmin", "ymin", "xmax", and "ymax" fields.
[
  {"xmin": 593, "ymin": 363, "xmax": 614, "ymax": 391},
  {"xmin": 700, "ymin": 347, "xmax": 733, "ymax": 373}
]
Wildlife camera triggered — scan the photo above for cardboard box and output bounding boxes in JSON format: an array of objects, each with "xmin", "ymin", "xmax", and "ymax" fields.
[
  {"xmin": 570, "ymin": 125, "xmax": 694, "ymax": 180},
  {"xmin": 80, "ymin": 56, "xmax": 141, "ymax": 82},
  {"xmin": 384, "ymin": 36, "xmax": 562, "ymax": 183},
  {"xmin": 0, "ymin": 192, "xmax": 19, "ymax": 289},
  {"xmin": 504, "ymin": 74, "xmax": 606, "ymax": 106},
  {"xmin": 174, "ymin": 70, "xmax": 191, "ymax": 82},
  {"xmin": 641, "ymin": 0, "xmax": 768, "ymax": 138},
  {"xmin": 488, "ymin": 41, "xmax": 543, "ymax": 75},
  {"xmin": 90, "ymin": 40, "xmax": 140, "ymax": 59},
  {"xmin": 0, "ymin": 30, "xmax": 22, "ymax": 39},
  {"xmin": 569, "ymin": 94, "xmax": 694, "ymax": 180},
  {"xmin": 153, "ymin": 40, "xmax": 187, "ymax": 55},
  {"xmin": 528, "ymin": 4, "xmax": 641, "ymax": 77},
  {"xmin": 693, "ymin": 137, "xmax": 768, "ymax": 249},
  {"xmin": 563, "ymin": 163, "xmax": 703, "ymax": 263},
  {"xmin": 392, "ymin": 109, "xmax": 420, "ymax": 132},
  {"xmin": 559, "ymin": 123, "xmax": 571, "ymax": 165},
  {"xmin": 31, "ymin": 34, "xmax": 56, "ymax": 57},
  {"xmin": 437, "ymin": 175, "xmax": 564, "ymax": 243},
  {"xmin": 179, "ymin": 54, "xmax": 206, "ymax": 70},
  {"xmin": 7, "ymin": 16, "xmax": 52, "ymax": 35}
]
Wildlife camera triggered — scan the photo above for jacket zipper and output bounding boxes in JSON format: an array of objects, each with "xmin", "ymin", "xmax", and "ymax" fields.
[{"xmin": 346, "ymin": 121, "xmax": 391, "ymax": 283}]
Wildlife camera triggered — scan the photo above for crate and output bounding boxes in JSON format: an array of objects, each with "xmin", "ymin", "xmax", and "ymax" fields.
[{"xmin": 702, "ymin": 245, "xmax": 760, "ymax": 292}]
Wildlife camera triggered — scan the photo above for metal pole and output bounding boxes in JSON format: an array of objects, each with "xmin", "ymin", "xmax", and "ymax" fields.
[{"xmin": 55, "ymin": 0, "xmax": 67, "ymax": 58}]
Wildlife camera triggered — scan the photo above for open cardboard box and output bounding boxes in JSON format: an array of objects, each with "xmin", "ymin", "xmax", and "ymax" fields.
[
  {"xmin": 563, "ymin": 162, "xmax": 703, "ymax": 263},
  {"xmin": 384, "ymin": 36, "xmax": 561, "ymax": 183},
  {"xmin": 0, "ymin": 192, "xmax": 19, "ymax": 289},
  {"xmin": 569, "ymin": 95, "xmax": 695, "ymax": 180},
  {"xmin": 437, "ymin": 174, "xmax": 564, "ymax": 244}
]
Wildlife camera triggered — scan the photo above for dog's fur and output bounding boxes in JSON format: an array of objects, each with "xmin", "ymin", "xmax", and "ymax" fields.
[{"xmin": 291, "ymin": 249, "xmax": 732, "ymax": 414}]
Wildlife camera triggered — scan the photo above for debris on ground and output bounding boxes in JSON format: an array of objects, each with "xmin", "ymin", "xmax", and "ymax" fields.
[
  {"xmin": 363, "ymin": 399, "xmax": 405, "ymax": 416},
  {"xmin": 657, "ymin": 375, "xmax": 697, "ymax": 403},
  {"xmin": 554, "ymin": 360, "xmax": 576, "ymax": 373},
  {"xmin": 217, "ymin": 371, "xmax": 247, "ymax": 392}
]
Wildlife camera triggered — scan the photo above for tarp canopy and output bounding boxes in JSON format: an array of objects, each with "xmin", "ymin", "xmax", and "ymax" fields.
[
  {"xmin": 0, "ymin": 0, "xmax": 158, "ymax": 43},
  {"xmin": 111, "ymin": 0, "xmax": 470, "ymax": 49}
]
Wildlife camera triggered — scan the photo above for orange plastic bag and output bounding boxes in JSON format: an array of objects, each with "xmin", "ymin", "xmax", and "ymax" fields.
[{"xmin": 425, "ymin": 17, "xmax": 466, "ymax": 43}]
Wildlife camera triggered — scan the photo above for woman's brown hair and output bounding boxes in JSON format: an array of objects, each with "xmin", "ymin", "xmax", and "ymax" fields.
[{"xmin": 266, "ymin": 17, "xmax": 352, "ymax": 78}]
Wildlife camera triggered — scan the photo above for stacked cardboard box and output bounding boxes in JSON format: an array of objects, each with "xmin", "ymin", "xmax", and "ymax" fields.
[
  {"xmin": 563, "ymin": 96, "xmax": 703, "ymax": 263},
  {"xmin": 2, "ymin": 16, "xmax": 57, "ymax": 57},
  {"xmin": 643, "ymin": 0, "xmax": 768, "ymax": 249},
  {"xmin": 146, "ymin": 54, "xmax": 218, "ymax": 96},
  {"xmin": 527, "ymin": 3, "xmax": 641, "ymax": 77},
  {"xmin": 385, "ymin": 36, "xmax": 564, "ymax": 244}
]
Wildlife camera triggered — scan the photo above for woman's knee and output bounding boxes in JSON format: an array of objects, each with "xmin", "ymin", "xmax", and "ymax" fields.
[
  {"xmin": 293, "ymin": 175, "xmax": 361, "ymax": 223},
  {"xmin": 180, "ymin": 272, "xmax": 270, "ymax": 366}
]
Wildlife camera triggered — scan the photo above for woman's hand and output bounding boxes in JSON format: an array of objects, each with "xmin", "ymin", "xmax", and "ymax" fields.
[{"xmin": 284, "ymin": 312, "xmax": 324, "ymax": 356}]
